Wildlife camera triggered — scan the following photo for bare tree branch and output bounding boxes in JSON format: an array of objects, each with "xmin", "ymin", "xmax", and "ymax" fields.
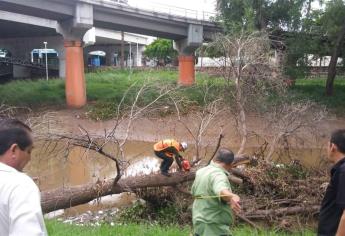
[{"xmin": 170, "ymin": 84, "xmax": 225, "ymax": 161}]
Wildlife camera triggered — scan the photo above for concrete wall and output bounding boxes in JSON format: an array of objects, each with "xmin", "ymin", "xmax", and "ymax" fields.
[{"xmin": 13, "ymin": 65, "xmax": 31, "ymax": 78}]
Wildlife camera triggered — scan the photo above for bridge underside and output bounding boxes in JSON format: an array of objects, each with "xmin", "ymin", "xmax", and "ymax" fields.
[{"xmin": 0, "ymin": 19, "xmax": 58, "ymax": 38}]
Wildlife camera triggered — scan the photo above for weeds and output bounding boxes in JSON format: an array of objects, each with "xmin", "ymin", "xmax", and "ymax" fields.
[
  {"xmin": 0, "ymin": 70, "xmax": 344, "ymax": 118},
  {"xmin": 118, "ymin": 197, "xmax": 190, "ymax": 226}
]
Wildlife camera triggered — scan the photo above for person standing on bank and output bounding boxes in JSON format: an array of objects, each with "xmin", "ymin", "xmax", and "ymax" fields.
[
  {"xmin": 153, "ymin": 139, "xmax": 187, "ymax": 177},
  {"xmin": 191, "ymin": 148, "xmax": 241, "ymax": 236},
  {"xmin": 318, "ymin": 129, "xmax": 345, "ymax": 236},
  {"xmin": 0, "ymin": 119, "xmax": 47, "ymax": 236}
]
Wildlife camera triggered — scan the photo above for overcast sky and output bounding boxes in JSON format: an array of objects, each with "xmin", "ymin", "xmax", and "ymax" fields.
[{"xmin": 128, "ymin": 0, "xmax": 217, "ymax": 15}]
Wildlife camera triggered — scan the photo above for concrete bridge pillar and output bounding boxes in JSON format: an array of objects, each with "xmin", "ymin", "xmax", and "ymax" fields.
[
  {"xmin": 58, "ymin": 50, "xmax": 66, "ymax": 78},
  {"xmin": 133, "ymin": 45, "xmax": 144, "ymax": 67},
  {"xmin": 174, "ymin": 24, "xmax": 203, "ymax": 86},
  {"xmin": 178, "ymin": 55, "xmax": 195, "ymax": 85},
  {"xmin": 105, "ymin": 46, "xmax": 116, "ymax": 66},
  {"xmin": 57, "ymin": 2, "xmax": 93, "ymax": 108},
  {"xmin": 52, "ymin": 37, "xmax": 66, "ymax": 78},
  {"xmin": 64, "ymin": 40, "xmax": 86, "ymax": 108}
]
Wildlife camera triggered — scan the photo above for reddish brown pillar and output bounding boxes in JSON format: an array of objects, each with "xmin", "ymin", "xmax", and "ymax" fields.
[
  {"xmin": 178, "ymin": 55, "xmax": 195, "ymax": 86},
  {"xmin": 64, "ymin": 40, "xmax": 86, "ymax": 108}
]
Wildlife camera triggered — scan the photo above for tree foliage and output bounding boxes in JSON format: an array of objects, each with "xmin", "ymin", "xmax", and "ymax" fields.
[
  {"xmin": 216, "ymin": 0, "xmax": 307, "ymax": 33},
  {"xmin": 143, "ymin": 39, "xmax": 177, "ymax": 66},
  {"xmin": 216, "ymin": 0, "xmax": 345, "ymax": 95},
  {"xmin": 321, "ymin": 0, "xmax": 345, "ymax": 38},
  {"xmin": 321, "ymin": 0, "xmax": 345, "ymax": 95}
]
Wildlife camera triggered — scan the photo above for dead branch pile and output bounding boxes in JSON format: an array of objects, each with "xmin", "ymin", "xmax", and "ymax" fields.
[
  {"xmin": 132, "ymin": 159, "xmax": 328, "ymax": 226},
  {"xmin": 228, "ymin": 160, "xmax": 327, "ymax": 224}
]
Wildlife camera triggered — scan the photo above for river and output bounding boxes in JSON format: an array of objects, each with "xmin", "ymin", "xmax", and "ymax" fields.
[{"xmin": 24, "ymin": 139, "xmax": 328, "ymax": 217}]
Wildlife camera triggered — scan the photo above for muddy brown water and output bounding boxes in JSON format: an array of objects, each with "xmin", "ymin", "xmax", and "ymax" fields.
[
  {"xmin": 25, "ymin": 140, "xmax": 162, "ymax": 216},
  {"xmin": 24, "ymin": 140, "xmax": 329, "ymax": 216}
]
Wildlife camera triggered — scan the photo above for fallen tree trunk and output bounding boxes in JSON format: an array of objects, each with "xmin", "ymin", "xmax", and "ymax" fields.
[
  {"xmin": 41, "ymin": 170, "xmax": 242, "ymax": 213},
  {"xmin": 41, "ymin": 169, "xmax": 243, "ymax": 213},
  {"xmin": 41, "ymin": 171, "xmax": 196, "ymax": 213}
]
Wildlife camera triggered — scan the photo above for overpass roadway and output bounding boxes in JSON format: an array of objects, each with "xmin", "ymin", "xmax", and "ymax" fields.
[
  {"xmin": 0, "ymin": 0, "xmax": 219, "ymax": 41},
  {"xmin": 0, "ymin": 0, "xmax": 222, "ymax": 107}
]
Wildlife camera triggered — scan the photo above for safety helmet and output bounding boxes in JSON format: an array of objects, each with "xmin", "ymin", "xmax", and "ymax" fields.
[{"xmin": 181, "ymin": 142, "xmax": 188, "ymax": 151}]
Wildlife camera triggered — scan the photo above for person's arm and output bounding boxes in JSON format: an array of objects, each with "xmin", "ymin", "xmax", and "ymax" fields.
[
  {"xmin": 171, "ymin": 148, "xmax": 183, "ymax": 170},
  {"xmin": 336, "ymin": 171, "xmax": 345, "ymax": 236},
  {"xmin": 212, "ymin": 173, "xmax": 241, "ymax": 214},
  {"xmin": 175, "ymin": 155, "xmax": 183, "ymax": 170},
  {"xmin": 336, "ymin": 210, "xmax": 345, "ymax": 236},
  {"xmin": 9, "ymin": 176, "xmax": 47, "ymax": 236},
  {"xmin": 220, "ymin": 189, "xmax": 241, "ymax": 214}
]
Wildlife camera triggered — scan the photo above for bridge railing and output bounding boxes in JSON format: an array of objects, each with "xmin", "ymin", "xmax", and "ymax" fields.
[
  {"xmin": 126, "ymin": 0, "xmax": 216, "ymax": 21},
  {"xmin": 0, "ymin": 57, "xmax": 59, "ymax": 70}
]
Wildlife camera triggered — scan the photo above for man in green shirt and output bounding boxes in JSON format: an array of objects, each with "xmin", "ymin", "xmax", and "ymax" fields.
[{"xmin": 191, "ymin": 148, "xmax": 241, "ymax": 236}]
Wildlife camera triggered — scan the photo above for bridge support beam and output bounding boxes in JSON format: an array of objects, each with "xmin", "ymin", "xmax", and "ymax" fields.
[
  {"xmin": 174, "ymin": 24, "xmax": 203, "ymax": 86},
  {"xmin": 57, "ymin": 2, "xmax": 93, "ymax": 108},
  {"xmin": 105, "ymin": 47, "xmax": 116, "ymax": 66},
  {"xmin": 64, "ymin": 40, "xmax": 86, "ymax": 108},
  {"xmin": 178, "ymin": 55, "xmax": 195, "ymax": 85}
]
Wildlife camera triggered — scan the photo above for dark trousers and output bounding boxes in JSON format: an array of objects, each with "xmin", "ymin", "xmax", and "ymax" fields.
[{"xmin": 154, "ymin": 150, "xmax": 173, "ymax": 173}]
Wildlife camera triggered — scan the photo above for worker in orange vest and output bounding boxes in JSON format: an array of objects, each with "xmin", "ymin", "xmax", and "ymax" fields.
[{"xmin": 153, "ymin": 139, "xmax": 188, "ymax": 177}]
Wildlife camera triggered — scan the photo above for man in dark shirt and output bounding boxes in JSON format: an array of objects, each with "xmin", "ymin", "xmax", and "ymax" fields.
[{"xmin": 318, "ymin": 129, "xmax": 345, "ymax": 236}]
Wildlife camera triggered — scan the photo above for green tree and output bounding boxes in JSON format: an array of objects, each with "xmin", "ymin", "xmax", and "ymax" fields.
[
  {"xmin": 143, "ymin": 39, "xmax": 177, "ymax": 66},
  {"xmin": 299, "ymin": 0, "xmax": 345, "ymax": 96},
  {"xmin": 216, "ymin": 0, "xmax": 342, "ymax": 89},
  {"xmin": 216, "ymin": 0, "xmax": 315, "ymax": 79},
  {"xmin": 215, "ymin": 0, "xmax": 255, "ymax": 32},
  {"xmin": 216, "ymin": 0, "xmax": 307, "ymax": 33},
  {"xmin": 320, "ymin": 0, "xmax": 345, "ymax": 96}
]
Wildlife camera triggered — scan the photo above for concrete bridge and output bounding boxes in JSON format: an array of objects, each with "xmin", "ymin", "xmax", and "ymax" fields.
[{"xmin": 0, "ymin": 0, "xmax": 221, "ymax": 107}]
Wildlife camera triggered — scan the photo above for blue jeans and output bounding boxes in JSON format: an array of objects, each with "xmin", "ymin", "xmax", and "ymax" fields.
[{"xmin": 154, "ymin": 150, "xmax": 173, "ymax": 173}]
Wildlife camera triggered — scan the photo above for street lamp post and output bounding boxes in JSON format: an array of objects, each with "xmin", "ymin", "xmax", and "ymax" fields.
[
  {"xmin": 136, "ymin": 38, "xmax": 139, "ymax": 67},
  {"xmin": 129, "ymin": 42, "xmax": 132, "ymax": 69},
  {"xmin": 43, "ymin": 41, "xmax": 49, "ymax": 81}
]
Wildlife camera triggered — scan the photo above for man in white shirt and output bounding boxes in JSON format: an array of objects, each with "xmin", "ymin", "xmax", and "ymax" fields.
[{"xmin": 0, "ymin": 119, "xmax": 47, "ymax": 236}]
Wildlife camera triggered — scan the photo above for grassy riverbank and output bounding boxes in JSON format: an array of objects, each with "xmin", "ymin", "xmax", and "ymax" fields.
[
  {"xmin": 0, "ymin": 69, "xmax": 344, "ymax": 116},
  {"xmin": 0, "ymin": 70, "xmax": 216, "ymax": 116},
  {"xmin": 46, "ymin": 220, "xmax": 315, "ymax": 236},
  {"xmin": 290, "ymin": 78, "xmax": 345, "ymax": 114}
]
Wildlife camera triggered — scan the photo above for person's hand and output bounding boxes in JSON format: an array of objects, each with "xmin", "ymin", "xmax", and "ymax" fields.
[{"xmin": 229, "ymin": 194, "xmax": 241, "ymax": 214}]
